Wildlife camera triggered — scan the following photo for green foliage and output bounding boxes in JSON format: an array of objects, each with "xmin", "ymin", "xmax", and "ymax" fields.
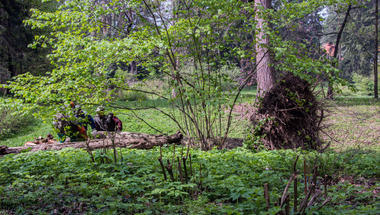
[
  {"xmin": 0, "ymin": 107, "xmax": 34, "ymax": 140},
  {"xmin": 352, "ymin": 73, "xmax": 374, "ymax": 95},
  {"xmin": 323, "ymin": 0, "xmax": 376, "ymax": 80},
  {"xmin": 0, "ymin": 147, "xmax": 379, "ymax": 214},
  {"xmin": 0, "ymin": 0, "xmax": 356, "ymax": 149},
  {"xmin": 118, "ymin": 90, "xmax": 148, "ymax": 102},
  {"xmin": 244, "ymin": 117, "xmax": 274, "ymax": 151}
]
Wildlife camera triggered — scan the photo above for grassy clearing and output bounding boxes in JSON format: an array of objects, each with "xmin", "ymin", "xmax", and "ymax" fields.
[
  {"xmin": 0, "ymin": 119, "xmax": 58, "ymax": 147},
  {"xmin": 324, "ymin": 104, "xmax": 380, "ymax": 149},
  {"xmin": 320, "ymin": 87, "xmax": 380, "ymax": 150},
  {"xmin": 0, "ymin": 86, "xmax": 257, "ymax": 147},
  {"xmin": 1, "ymin": 84, "xmax": 380, "ymax": 149}
]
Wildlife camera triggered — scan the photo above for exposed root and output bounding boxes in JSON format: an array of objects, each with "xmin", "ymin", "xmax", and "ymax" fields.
[{"xmin": 250, "ymin": 73, "xmax": 326, "ymax": 150}]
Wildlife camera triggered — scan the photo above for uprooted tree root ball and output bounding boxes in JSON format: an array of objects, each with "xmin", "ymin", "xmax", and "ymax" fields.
[{"xmin": 250, "ymin": 73, "xmax": 326, "ymax": 151}]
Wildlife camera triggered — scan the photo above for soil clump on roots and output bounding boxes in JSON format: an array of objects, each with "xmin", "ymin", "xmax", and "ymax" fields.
[{"xmin": 250, "ymin": 73, "xmax": 325, "ymax": 150}]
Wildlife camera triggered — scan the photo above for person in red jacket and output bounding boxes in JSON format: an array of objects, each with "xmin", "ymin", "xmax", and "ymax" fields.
[{"xmin": 93, "ymin": 106, "xmax": 122, "ymax": 133}]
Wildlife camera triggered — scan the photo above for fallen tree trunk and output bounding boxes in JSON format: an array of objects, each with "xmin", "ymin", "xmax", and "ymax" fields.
[
  {"xmin": 0, "ymin": 145, "xmax": 26, "ymax": 156},
  {"xmin": 0, "ymin": 130, "xmax": 244, "ymax": 156},
  {"xmin": 0, "ymin": 131, "xmax": 183, "ymax": 156}
]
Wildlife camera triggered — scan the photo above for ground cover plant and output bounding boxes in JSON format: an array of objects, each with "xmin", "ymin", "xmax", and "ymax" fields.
[{"xmin": 0, "ymin": 144, "xmax": 380, "ymax": 214}]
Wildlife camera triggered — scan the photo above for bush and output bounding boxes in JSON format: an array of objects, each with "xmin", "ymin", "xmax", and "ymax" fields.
[
  {"xmin": 116, "ymin": 90, "xmax": 147, "ymax": 101},
  {"xmin": 115, "ymin": 79, "xmax": 167, "ymax": 101},
  {"xmin": 124, "ymin": 91, "xmax": 147, "ymax": 101},
  {"xmin": 352, "ymin": 73, "xmax": 374, "ymax": 95},
  {"xmin": 0, "ymin": 107, "xmax": 34, "ymax": 139}
]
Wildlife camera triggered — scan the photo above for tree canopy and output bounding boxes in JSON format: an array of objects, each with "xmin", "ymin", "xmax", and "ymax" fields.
[{"xmin": 1, "ymin": 0, "xmax": 356, "ymax": 145}]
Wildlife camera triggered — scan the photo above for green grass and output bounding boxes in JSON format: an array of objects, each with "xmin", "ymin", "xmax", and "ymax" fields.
[
  {"xmin": 323, "ymin": 104, "xmax": 380, "ymax": 150},
  {"xmin": 0, "ymin": 119, "xmax": 58, "ymax": 147},
  {"xmin": 2, "ymin": 84, "xmax": 380, "ymax": 148},
  {"xmin": 328, "ymin": 85, "xmax": 380, "ymax": 106}
]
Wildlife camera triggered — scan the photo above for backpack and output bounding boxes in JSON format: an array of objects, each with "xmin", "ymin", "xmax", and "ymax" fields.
[
  {"xmin": 93, "ymin": 113, "xmax": 117, "ymax": 131},
  {"xmin": 105, "ymin": 113, "xmax": 116, "ymax": 131}
]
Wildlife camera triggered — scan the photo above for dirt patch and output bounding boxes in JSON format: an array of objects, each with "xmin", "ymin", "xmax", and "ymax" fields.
[
  {"xmin": 232, "ymin": 103, "xmax": 257, "ymax": 119},
  {"xmin": 250, "ymin": 73, "xmax": 326, "ymax": 150}
]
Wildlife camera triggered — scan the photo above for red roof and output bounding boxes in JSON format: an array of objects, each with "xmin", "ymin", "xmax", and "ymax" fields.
[{"xmin": 322, "ymin": 43, "xmax": 335, "ymax": 56}]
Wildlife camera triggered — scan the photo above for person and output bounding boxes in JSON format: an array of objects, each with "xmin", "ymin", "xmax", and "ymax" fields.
[
  {"xmin": 93, "ymin": 106, "xmax": 122, "ymax": 133},
  {"xmin": 73, "ymin": 105, "xmax": 96, "ymax": 132},
  {"xmin": 53, "ymin": 108, "xmax": 88, "ymax": 143}
]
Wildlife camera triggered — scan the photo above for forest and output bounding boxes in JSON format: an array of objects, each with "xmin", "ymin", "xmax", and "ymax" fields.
[{"xmin": 0, "ymin": 0, "xmax": 380, "ymax": 214}]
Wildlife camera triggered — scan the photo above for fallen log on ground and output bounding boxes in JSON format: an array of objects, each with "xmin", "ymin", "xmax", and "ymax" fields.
[
  {"xmin": 1, "ymin": 131, "xmax": 183, "ymax": 156},
  {"xmin": 0, "ymin": 130, "xmax": 243, "ymax": 156}
]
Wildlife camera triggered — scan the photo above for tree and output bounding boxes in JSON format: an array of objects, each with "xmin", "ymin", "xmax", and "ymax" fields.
[
  {"xmin": 328, "ymin": 4, "xmax": 352, "ymax": 99},
  {"xmin": 375, "ymin": 0, "xmax": 378, "ymax": 98},
  {"xmin": 1, "ymin": 0, "xmax": 354, "ymax": 149},
  {"xmin": 323, "ymin": 0, "xmax": 377, "ymax": 84},
  {"xmin": 255, "ymin": 0, "xmax": 276, "ymax": 98},
  {"xmin": 0, "ymin": 0, "xmax": 57, "ymax": 95}
]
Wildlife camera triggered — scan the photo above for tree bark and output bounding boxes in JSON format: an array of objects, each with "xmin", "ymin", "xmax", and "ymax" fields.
[
  {"xmin": 375, "ymin": 0, "xmax": 378, "ymax": 98},
  {"xmin": 0, "ymin": 132, "xmax": 244, "ymax": 156},
  {"xmin": 255, "ymin": 0, "xmax": 276, "ymax": 98},
  {"xmin": 0, "ymin": 131, "xmax": 183, "ymax": 156}
]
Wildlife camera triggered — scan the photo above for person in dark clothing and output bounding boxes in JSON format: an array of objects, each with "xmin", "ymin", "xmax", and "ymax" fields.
[
  {"xmin": 93, "ymin": 106, "xmax": 123, "ymax": 133},
  {"xmin": 73, "ymin": 105, "xmax": 96, "ymax": 131},
  {"xmin": 53, "ymin": 112, "xmax": 87, "ymax": 143}
]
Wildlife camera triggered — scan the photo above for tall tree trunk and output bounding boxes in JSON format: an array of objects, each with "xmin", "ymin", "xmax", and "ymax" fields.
[
  {"xmin": 118, "ymin": 3, "xmax": 125, "ymax": 31},
  {"xmin": 375, "ymin": 0, "xmax": 378, "ymax": 98},
  {"xmin": 255, "ymin": 0, "xmax": 276, "ymax": 98},
  {"xmin": 8, "ymin": 51, "xmax": 15, "ymax": 78},
  {"xmin": 101, "ymin": 1, "xmax": 107, "ymax": 36},
  {"xmin": 327, "ymin": 4, "xmax": 352, "ymax": 99}
]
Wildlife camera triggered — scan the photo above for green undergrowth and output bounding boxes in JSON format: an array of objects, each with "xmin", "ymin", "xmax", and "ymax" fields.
[{"xmin": 0, "ymin": 146, "xmax": 379, "ymax": 214}]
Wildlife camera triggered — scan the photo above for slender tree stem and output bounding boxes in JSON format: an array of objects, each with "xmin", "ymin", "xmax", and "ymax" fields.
[{"xmin": 375, "ymin": 0, "xmax": 378, "ymax": 98}]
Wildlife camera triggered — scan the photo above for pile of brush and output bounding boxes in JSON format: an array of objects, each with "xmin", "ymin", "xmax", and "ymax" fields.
[{"xmin": 250, "ymin": 73, "xmax": 326, "ymax": 151}]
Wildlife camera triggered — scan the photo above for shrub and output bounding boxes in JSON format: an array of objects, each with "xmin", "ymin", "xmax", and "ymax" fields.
[
  {"xmin": 0, "ymin": 107, "xmax": 34, "ymax": 139},
  {"xmin": 352, "ymin": 73, "xmax": 374, "ymax": 95},
  {"xmin": 115, "ymin": 79, "xmax": 166, "ymax": 101},
  {"xmin": 118, "ymin": 90, "xmax": 147, "ymax": 101},
  {"xmin": 124, "ymin": 91, "xmax": 147, "ymax": 101}
]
